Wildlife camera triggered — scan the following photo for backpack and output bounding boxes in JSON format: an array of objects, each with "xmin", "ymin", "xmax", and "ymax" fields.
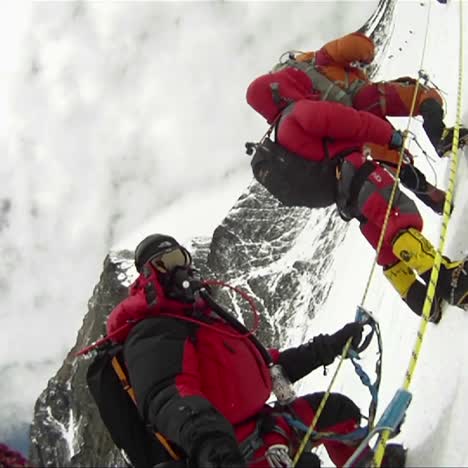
[
  {"xmin": 274, "ymin": 59, "xmax": 365, "ymax": 107},
  {"xmin": 247, "ymin": 130, "xmax": 339, "ymax": 209},
  {"xmin": 86, "ymin": 344, "xmax": 179, "ymax": 468}
]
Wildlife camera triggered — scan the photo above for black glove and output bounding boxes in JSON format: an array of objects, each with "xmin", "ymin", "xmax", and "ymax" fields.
[
  {"xmin": 389, "ymin": 130, "xmax": 405, "ymax": 150},
  {"xmin": 194, "ymin": 434, "xmax": 247, "ymax": 468},
  {"xmin": 329, "ymin": 322, "xmax": 364, "ymax": 356}
]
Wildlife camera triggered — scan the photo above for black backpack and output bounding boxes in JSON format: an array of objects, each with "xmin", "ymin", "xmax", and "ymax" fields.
[
  {"xmin": 246, "ymin": 102, "xmax": 360, "ymax": 211},
  {"xmin": 86, "ymin": 344, "xmax": 179, "ymax": 468}
]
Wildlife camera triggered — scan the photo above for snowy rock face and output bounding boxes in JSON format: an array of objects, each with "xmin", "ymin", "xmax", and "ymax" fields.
[
  {"xmin": 28, "ymin": 1, "xmax": 397, "ymax": 465},
  {"xmin": 208, "ymin": 184, "xmax": 348, "ymax": 346},
  {"xmin": 29, "ymin": 254, "xmax": 133, "ymax": 467}
]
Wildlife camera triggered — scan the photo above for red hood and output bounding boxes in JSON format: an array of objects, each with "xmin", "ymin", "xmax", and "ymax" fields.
[
  {"xmin": 246, "ymin": 68, "xmax": 316, "ymax": 123},
  {"xmin": 106, "ymin": 267, "xmax": 197, "ymax": 343}
]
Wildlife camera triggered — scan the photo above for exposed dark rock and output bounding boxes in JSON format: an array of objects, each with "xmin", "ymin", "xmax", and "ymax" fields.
[{"xmin": 30, "ymin": 254, "xmax": 132, "ymax": 467}]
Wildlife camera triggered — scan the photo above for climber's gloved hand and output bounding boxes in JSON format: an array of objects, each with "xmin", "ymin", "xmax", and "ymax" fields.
[
  {"xmin": 193, "ymin": 434, "xmax": 247, "ymax": 468},
  {"xmin": 389, "ymin": 130, "xmax": 405, "ymax": 150},
  {"xmin": 330, "ymin": 322, "xmax": 364, "ymax": 356}
]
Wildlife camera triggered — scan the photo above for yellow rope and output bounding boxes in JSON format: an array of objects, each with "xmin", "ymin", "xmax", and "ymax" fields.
[{"xmin": 373, "ymin": 2, "xmax": 464, "ymax": 466}]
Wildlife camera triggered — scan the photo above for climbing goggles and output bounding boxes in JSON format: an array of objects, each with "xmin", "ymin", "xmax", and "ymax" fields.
[{"xmin": 148, "ymin": 246, "xmax": 192, "ymax": 273}]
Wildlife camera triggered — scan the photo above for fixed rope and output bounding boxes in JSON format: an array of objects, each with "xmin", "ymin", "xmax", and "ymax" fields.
[
  {"xmin": 292, "ymin": 310, "xmax": 381, "ymax": 467},
  {"xmin": 292, "ymin": 2, "xmax": 436, "ymax": 465},
  {"xmin": 373, "ymin": 1, "xmax": 465, "ymax": 466}
]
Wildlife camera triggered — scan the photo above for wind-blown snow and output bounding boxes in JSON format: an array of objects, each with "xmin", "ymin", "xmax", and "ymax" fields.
[{"xmin": 2, "ymin": 1, "xmax": 468, "ymax": 466}]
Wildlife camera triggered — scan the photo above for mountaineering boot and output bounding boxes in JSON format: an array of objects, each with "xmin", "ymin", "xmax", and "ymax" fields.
[
  {"xmin": 294, "ymin": 451, "xmax": 322, "ymax": 468},
  {"xmin": 419, "ymin": 98, "xmax": 445, "ymax": 149},
  {"xmin": 419, "ymin": 98, "xmax": 468, "ymax": 156},
  {"xmin": 381, "ymin": 443, "xmax": 407, "ymax": 467},
  {"xmin": 360, "ymin": 443, "xmax": 407, "ymax": 467},
  {"xmin": 392, "ymin": 228, "xmax": 438, "ymax": 276},
  {"xmin": 384, "ymin": 261, "xmax": 442, "ymax": 322},
  {"xmin": 399, "ymin": 164, "xmax": 450, "ymax": 215},
  {"xmin": 414, "ymin": 183, "xmax": 449, "ymax": 216},
  {"xmin": 435, "ymin": 126, "xmax": 468, "ymax": 157},
  {"xmin": 393, "ymin": 228, "xmax": 468, "ymax": 310},
  {"xmin": 430, "ymin": 259, "xmax": 468, "ymax": 310},
  {"xmin": 405, "ymin": 279, "xmax": 443, "ymax": 323}
]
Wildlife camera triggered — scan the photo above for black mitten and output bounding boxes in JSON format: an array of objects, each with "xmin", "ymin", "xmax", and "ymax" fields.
[
  {"xmin": 193, "ymin": 434, "xmax": 246, "ymax": 468},
  {"xmin": 329, "ymin": 322, "xmax": 363, "ymax": 355}
]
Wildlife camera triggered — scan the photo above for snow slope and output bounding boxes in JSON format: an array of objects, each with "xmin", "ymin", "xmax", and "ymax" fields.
[{"xmin": 295, "ymin": 2, "xmax": 468, "ymax": 466}]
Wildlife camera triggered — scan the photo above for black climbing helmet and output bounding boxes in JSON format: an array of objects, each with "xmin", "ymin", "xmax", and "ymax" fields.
[{"xmin": 134, "ymin": 234, "xmax": 192, "ymax": 273}]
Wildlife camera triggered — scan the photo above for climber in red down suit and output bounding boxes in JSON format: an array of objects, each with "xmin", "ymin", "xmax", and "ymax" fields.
[
  {"xmin": 270, "ymin": 31, "xmax": 468, "ymax": 214},
  {"xmin": 246, "ymin": 68, "xmax": 468, "ymax": 323},
  {"xmin": 105, "ymin": 234, "xmax": 405, "ymax": 467}
]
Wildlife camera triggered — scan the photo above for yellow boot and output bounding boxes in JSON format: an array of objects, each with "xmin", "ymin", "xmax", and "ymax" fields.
[
  {"xmin": 392, "ymin": 228, "xmax": 466, "ymax": 309},
  {"xmin": 392, "ymin": 228, "xmax": 460, "ymax": 275},
  {"xmin": 383, "ymin": 260, "xmax": 442, "ymax": 322},
  {"xmin": 392, "ymin": 228, "xmax": 437, "ymax": 276},
  {"xmin": 383, "ymin": 261, "xmax": 417, "ymax": 299}
]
